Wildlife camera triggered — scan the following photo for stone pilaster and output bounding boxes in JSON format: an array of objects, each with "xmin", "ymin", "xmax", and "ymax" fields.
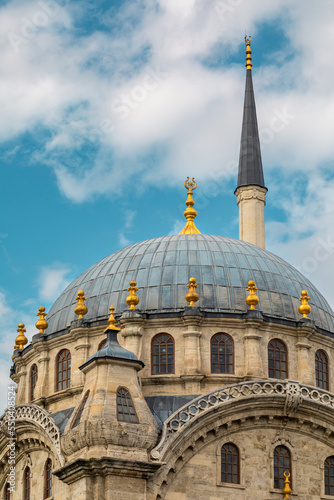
[
  {"xmin": 31, "ymin": 334, "xmax": 50, "ymax": 403},
  {"xmin": 235, "ymin": 186, "xmax": 267, "ymax": 249},
  {"xmin": 70, "ymin": 322, "xmax": 91, "ymax": 387},
  {"xmin": 119, "ymin": 310, "xmax": 144, "ymax": 359},
  {"xmin": 296, "ymin": 319, "xmax": 316, "ymax": 385},
  {"xmin": 181, "ymin": 309, "xmax": 204, "ymax": 392},
  {"xmin": 11, "ymin": 354, "xmax": 26, "ymax": 405},
  {"xmin": 244, "ymin": 311, "xmax": 265, "ymax": 379}
]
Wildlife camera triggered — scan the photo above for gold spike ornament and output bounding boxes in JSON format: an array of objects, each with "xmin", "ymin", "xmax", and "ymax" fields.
[
  {"xmin": 245, "ymin": 35, "xmax": 253, "ymax": 70},
  {"xmin": 283, "ymin": 471, "xmax": 292, "ymax": 499},
  {"xmin": 298, "ymin": 290, "xmax": 311, "ymax": 318},
  {"xmin": 74, "ymin": 290, "xmax": 88, "ymax": 319},
  {"xmin": 15, "ymin": 323, "xmax": 28, "ymax": 350},
  {"xmin": 179, "ymin": 177, "xmax": 201, "ymax": 235},
  {"xmin": 185, "ymin": 277, "xmax": 199, "ymax": 306},
  {"xmin": 126, "ymin": 281, "xmax": 139, "ymax": 310},
  {"xmin": 36, "ymin": 306, "xmax": 48, "ymax": 333},
  {"xmin": 245, "ymin": 280, "xmax": 259, "ymax": 310},
  {"xmin": 106, "ymin": 304, "xmax": 120, "ymax": 331}
]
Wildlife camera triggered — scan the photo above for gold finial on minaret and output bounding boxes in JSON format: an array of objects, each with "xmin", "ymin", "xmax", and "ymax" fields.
[
  {"xmin": 74, "ymin": 290, "xmax": 88, "ymax": 319},
  {"xmin": 14, "ymin": 323, "xmax": 28, "ymax": 350},
  {"xmin": 185, "ymin": 277, "xmax": 199, "ymax": 306},
  {"xmin": 245, "ymin": 35, "xmax": 253, "ymax": 70},
  {"xmin": 245, "ymin": 280, "xmax": 259, "ymax": 310},
  {"xmin": 283, "ymin": 471, "xmax": 292, "ymax": 499},
  {"xmin": 35, "ymin": 306, "xmax": 48, "ymax": 333},
  {"xmin": 106, "ymin": 304, "xmax": 120, "ymax": 331},
  {"xmin": 298, "ymin": 290, "xmax": 311, "ymax": 318},
  {"xmin": 179, "ymin": 177, "xmax": 201, "ymax": 235},
  {"xmin": 126, "ymin": 281, "xmax": 139, "ymax": 310}
]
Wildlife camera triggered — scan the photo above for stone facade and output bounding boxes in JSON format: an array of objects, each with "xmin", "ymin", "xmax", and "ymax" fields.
[{"xmin": 1, "ymin": 307, "xmax": 334, "ymax": 499}]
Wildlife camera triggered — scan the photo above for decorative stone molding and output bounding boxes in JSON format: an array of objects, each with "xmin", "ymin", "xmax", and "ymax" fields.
[
  {"xmin": 150, "ymin": 380, "xmax": 334, "ymax": 460},
  {"xmin": 1, "ymin": 404, "xmax": 63, "ymax": 464}
]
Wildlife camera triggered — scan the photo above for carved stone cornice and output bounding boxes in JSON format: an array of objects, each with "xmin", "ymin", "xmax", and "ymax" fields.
[{"xmin": 54, "ymin": 456, "xmax": 162, "ymax": 484}]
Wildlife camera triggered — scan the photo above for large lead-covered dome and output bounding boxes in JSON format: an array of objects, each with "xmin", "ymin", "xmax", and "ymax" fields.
[{"xmin": 47, "ymin": 235, "xmax": 334, "ymax": 334}]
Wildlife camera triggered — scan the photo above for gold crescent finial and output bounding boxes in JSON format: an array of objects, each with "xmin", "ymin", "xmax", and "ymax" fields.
[
  {"xmin": 126, "ymin": 281, "xmax": 140, "ymax": 310},
  {"xmin": 15, "ymin": 323, "xmax": 28, "ymax": 350},
  {"xmin": 104, "ymin": 304, "xmax": 121, "ymax": 332},
  {"xmin": 74, "ymin": 290, "xmax": 88, "ymax": 319},
  {"xmin": 185, "ymin": 277, "xmax": 199, "ymax": 306},
  {"xmin": 245, "ymin": 35, "xmax": 253, "ymax": 70},
  {"xmin": 179, "ymin": 177, "xmax": 201, "ymax": 235},
  {"xmin": 283, "ymin": 471, "xmax": 292, "ymax": 499},
  {"xmin": 245, "ymin": 280, "xmax": 259, "ymax": 310},
  {"xmin": 298, "ymin": 290, "xmax": 311, "ymax": 318},
  {"xmin": 36, "ymin": 306, "xmax": 48, "ymax": 334}
]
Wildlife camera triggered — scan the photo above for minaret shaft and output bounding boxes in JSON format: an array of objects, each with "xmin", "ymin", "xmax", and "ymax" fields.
[{"xmin": 235, "ymin": 37, "xmax": 267, "ymax": 249}]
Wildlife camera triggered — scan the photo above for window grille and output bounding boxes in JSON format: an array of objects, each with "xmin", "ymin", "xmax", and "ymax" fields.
[
  {"xmin": 72, "ymin": 391, "xmax": 90, "ymax": 428},
  {"xmin": 116, "ymin": 387, "xmax": 139, "ymax": 423},
  {"xmin": 44, "ymin": 459, "xmax": 52, "ymax": 499},
  {"xmin": 56, "ymin": 349, "xmax": 71, "ymax": 391},
  {"xmin": 325, "ymin": 456, "xmax": 334, "ymax": 495},
  {"xmin": 24, "ymin": 467, "xmax": 31, "ymax": 500},
  {"xmin": 268, "ymin": 339, "xmax": 288, "ymax": 379},
  {"xmin": 315, "ymin": 350, "xmax": 329, "ymax": 390},
  {"xmin": 274, "ymin": 445, "xmax": 291, "ymax": 489},
  {"xmin": 221, "ymin": 443, "xmax": 240, "ymax": 484},
  {"xmin": 30, "ymin": 364, "xmax": 38, "ymax": 402},
  {"xmin": 211, "ymin": 333, "xmax": 234, "ymax": 374},
  {"xmin": 151, "ymin": 333, "xmax": 174, "ymax": 375}
]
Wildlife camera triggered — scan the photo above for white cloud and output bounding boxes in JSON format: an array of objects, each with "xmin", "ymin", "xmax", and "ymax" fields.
[
  {"xmin": 37, "ymin": 264, "xmax": 71, "ymax": 302},
  {"xmin": 118, "ymin": 232, "xmax": 131, "ymax": 247},
  {"xmin": 168, "ymin": 219, "xmax": 184, "ymax": 235},
  {"xmin": 0, "ymin": 0, "xmax": 333, "ymax": 311},
  {"xmin": 117, "ymin": 210, "xmax": 137, "ymax": 247}
]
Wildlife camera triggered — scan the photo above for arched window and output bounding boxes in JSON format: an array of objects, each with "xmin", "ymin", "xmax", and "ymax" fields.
[
  {"xmin": 71, "ymin": 390, "xmax": 90, "ymax": 428},
  {"xmin": 325, "ymin": 456, "xmax": 334, "ymax": 495},
  {"xmin": 211, "ymin": 333, "xmax": 234, "ymax": 374},
  {"xmin": 56, "ymin": 349, "xmax": 71, "ymax": 391},
  {"xmin": 23, "ymin": 466, "xmax": 31, "ymax": 500},
  {"xmin": 315, "ymin": 350, "xmax": 329, "ymax": 390},
  {"xmin": 30, "ymin": 364, "xmax": 38, "ymax": 402},
  {"xmin": 274, "ymin": 446, "xmax": 291, "ymax": 490},
  {"xmin": 221, "ymin": 443, "xmax": 240, "ymax": 484},
  {"xmin": 116, "ymin": 387, "xmax": 138, "ymax": 423},
  {"xmin": 151, "ymin": 333, "xmax": 174, "ymax": 375},
  {"xmin": 98, "ymin": 339, "xmax": 107, "ymax": 350},
  {"xmin": 44, "ymin": 459, "xmax": 52, "ymax": 499},
  {"xmin": 4, "ymin": 483, "xmax": 10, "ymax": 500},
  {"xmin": 268, "ymin": 339, "xmax": 288, "ymax": 379}
]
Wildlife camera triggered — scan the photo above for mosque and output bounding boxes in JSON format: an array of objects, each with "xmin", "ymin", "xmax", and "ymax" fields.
[{"xmin": 1, "ymin": 38, "xmax": 334, "ymax": 500}]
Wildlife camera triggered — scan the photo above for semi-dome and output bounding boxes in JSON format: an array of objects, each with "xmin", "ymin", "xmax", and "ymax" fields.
[{"xmin": 46, "ymin": 234, "xmax": 334, "ymax": 335}]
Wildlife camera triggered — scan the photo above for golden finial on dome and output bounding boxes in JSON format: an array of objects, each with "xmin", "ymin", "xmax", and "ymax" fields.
[
  {"xmin": 245, "ymin": 280, "xmax": 259, "ymax": 310},
  {"xmin": 298, "ymin": 290, "xmax": 311, "ymax": 318},
  {"xmin": 35, "ymin": 306, "xmax": 48, "ymax": 333},
  {"xmin": 185, "ymin": 277, "xmax": 199, "ymax": 306},
  {"xmin": 283, "ymin": 471, "xmax": 292, "ymax": 499},
  {"xmin": 74, "ymin": 290, "xmax": 88, "ymax": 319},
  {"xmin": 106, "ymin": 304, "xmax": 120, "ymax": 331},
  {"xmin": 126, "ymin": 281, "xmax": 139, "ymax": 310},
  {"xmin": 15, "ymin": 323, "xmax": 28, "ymax": 350},
  {"xmin": 245, "ymin": 35, "xmax": 253, "ymax": 70},
  {"xmin": 179, "ymin": 177, "xmax": 201, "ymax": 235}
]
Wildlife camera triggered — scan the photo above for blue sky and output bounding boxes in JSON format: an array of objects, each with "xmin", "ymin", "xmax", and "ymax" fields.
[{"xmin": 1, "ymin": 0, "xmax": 334, "ymax": 413}]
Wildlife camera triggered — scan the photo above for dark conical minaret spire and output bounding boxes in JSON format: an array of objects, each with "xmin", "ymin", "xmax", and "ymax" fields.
[
  {"xmin": 235, "ymin": 37, "xmax": 267, "ymax": 249},
  {"xmin": 237, "ymin": 36, "xmax": 266, "ymax": 189}
]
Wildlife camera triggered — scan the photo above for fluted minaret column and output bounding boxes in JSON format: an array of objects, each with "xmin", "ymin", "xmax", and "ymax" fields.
[{"xmin": 235, "ymin": 37, "xmax": 267, "ymax": 249}]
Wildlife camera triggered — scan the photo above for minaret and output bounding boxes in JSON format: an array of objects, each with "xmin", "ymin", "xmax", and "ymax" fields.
[{"xmin": 235, "ymin": 36, "xmax": 267, "ymax": 249}]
